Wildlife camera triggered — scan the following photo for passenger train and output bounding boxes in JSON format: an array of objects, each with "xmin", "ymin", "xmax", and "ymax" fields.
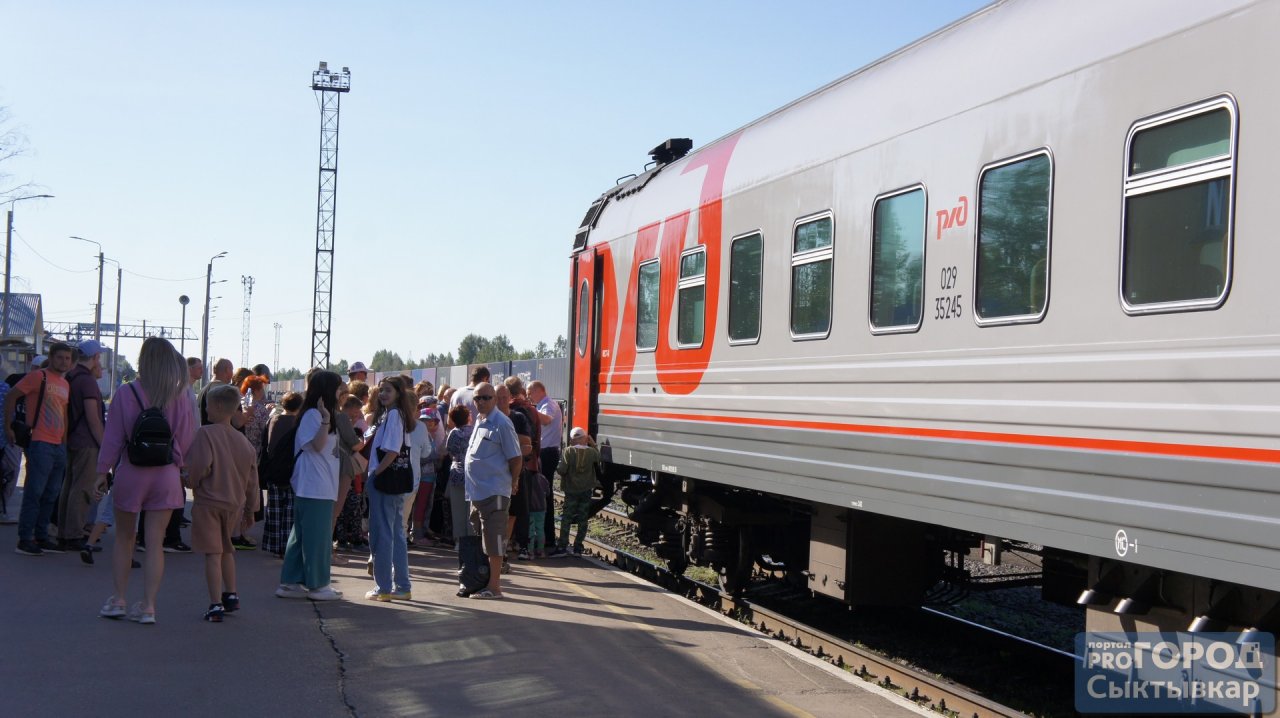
[{"xmin": 565, "ymin": 0, "xmax": 1280, "ymax": 635}]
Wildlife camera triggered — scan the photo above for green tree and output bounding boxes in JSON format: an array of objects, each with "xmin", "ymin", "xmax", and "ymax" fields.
[
  {"xmin": 370, "ymin": 349, "xmax": 405, "ymax": 371},
  {"xmin": 553, "ymin": 335, "xmax": 567, "ymax": 356},
  {"xmin": 275, "ymin": 367, "xmax": 304, "ymax": 381},
  {"xmin": 457, "ymin": 334, "xmax": 490, "ymax": 365}
]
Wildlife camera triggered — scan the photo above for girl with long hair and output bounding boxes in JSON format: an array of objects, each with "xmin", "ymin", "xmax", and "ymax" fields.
[
  {"xmin": 275, "ymin": 370, "xmax": 343, "ymax": 601},
  {"xmin": 364, "ymin": 376, "xmax": 417, "ymax": 600},
  {"xmin": 95, "ymin": 337, "xmax": 196, "ymax": 624}
]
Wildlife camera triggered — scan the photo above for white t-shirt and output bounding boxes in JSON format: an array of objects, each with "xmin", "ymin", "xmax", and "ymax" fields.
[
  {"xmin": 292, "ymin": 408, "xmax": 340, "ymax": 500},
  {"xmin": 409, "ymin": 420, "xmax": 433, "ymax": 481},
  {"xmin": 374, "ymin": 408, "xmax": 407, "ymax": 456},
  {"xmin": 537, "ymin": 396, "xmax": 563, "ymax": 449}
]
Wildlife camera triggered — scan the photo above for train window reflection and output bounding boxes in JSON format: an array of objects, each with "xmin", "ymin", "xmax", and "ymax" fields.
[
  {"xmin": 870, "ymin": 187, "xmax": 926, "ymax": 331},
  {"xmin": 791, "ymin": 214, "xmax": 833, "ymax": 339},
  {"xmin": 728, "ymin": 233, "xmax": 763, "ymax": 343},
  {"xmin": 1122, "ymin": 98, "xmax": 1235, "ymax": 313},
  {"xmin": 636, "ymin": 260, "xmax": 660, "ymax": 351},
  {"xmin": 678, "ymin": 248, "xmax": 706, "ymax": 347},
  {"xmin": 975, "ymin": 152, "xmax": 1052, "ymax": 323}
]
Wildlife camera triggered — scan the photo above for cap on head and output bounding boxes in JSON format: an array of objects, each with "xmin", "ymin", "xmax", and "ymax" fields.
[
  {"xmin": 31, "ymin": 354, "xmax": 48, "ymax": 369},
  {"xmin": 348, "ymin": 361, "xmax": 368, "ymax": 375},
  {"xmin": 569, "ymin": 427, "xmax": 587, "ymax": 441},
  {"xmin": 77, "ymin": 339, "xmax": 105, "ymax": 359}
]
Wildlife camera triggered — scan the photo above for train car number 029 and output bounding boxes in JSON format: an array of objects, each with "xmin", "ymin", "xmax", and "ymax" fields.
[{"xmin": 935, "ymin": 266, "xmax": 963, "ymax": 320}]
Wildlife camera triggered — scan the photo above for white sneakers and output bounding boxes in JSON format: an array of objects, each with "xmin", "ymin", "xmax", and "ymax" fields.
[
  {"xmin": 307, "ymin": 585, "xmax": 343, "ymax": 601},
  {"xmin": 275, "ymin": 583, "xmax": 309, "ymax": 599},
  {"xmin": 276, "ymin": 583, "xmax": 343, "ymax": 600}
]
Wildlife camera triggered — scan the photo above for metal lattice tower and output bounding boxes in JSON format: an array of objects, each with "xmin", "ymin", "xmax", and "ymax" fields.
[
  {"xmin": 240, "ymin": 275, "xmax": 255, "ymax": 367},
  {"xmin": 310, "ymin": 61, "xmax": 351, "ymax": 370}
]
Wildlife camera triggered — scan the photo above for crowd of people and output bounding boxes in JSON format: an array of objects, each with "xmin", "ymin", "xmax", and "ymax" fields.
[{"xmin": 2, "ymin": 338, "xmax": 601, "ymax": 623}]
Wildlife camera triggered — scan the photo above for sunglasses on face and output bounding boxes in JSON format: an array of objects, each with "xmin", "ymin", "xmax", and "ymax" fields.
[{"xmin": 475, "ymin": 395, "xmax": 494, "ymax": 402}]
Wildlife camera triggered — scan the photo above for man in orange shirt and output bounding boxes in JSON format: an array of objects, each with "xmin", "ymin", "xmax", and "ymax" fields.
[{"xmin": 4, "ymin": 342, "xmax": 74, "ymax": 556}]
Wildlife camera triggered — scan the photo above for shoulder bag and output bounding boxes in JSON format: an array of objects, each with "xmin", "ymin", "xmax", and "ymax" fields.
[{"xmin": 373, "ymin": 414, "xmax": 413, "ymax": 494}]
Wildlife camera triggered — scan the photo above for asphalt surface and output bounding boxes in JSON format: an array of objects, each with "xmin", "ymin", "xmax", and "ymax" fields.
[{"xmin": 1, "ymin": 484, "xmax": 929, "ymax": 718}]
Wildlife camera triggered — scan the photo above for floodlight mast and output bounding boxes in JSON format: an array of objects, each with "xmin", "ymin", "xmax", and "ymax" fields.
[{"xmin": 309, "ymin": 61, "xmax": 350, "ymax": 371}]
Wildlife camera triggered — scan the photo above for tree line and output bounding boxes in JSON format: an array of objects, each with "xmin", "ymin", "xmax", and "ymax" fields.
[{"xmin": 273, "ymin": 333, "xmax": 567, "ymax": 382}]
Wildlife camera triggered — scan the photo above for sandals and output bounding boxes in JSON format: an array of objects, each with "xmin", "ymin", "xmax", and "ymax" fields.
[
  {"xmin": 204, "ymin": 604, "xmax": 224, "ymax": 622},
  {"xmin": 469, "ymin": 589, "xmax": 503, "ymax": 600}
]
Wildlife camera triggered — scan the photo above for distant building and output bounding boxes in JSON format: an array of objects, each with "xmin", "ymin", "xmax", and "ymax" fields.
[{"xmin": 0, "ymin": 292, "xmax": 44, "ymax": 373}]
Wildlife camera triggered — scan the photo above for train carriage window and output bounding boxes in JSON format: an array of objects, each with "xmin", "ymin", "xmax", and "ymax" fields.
[
  {"xmin": 870, "ymin": 187, "xmax": 926, "ymax": 332},
  {"xmin": 728, "ymin": 232, "xmax": 763, "ymax": 343},
  {"xmin": 790, "ymin": 214, "xmax": 834, "ymax": 339},
  {"xmin": 1122, "ymin": 97, "xmax": 1235, "ymax": 313},
  {"xmin": 677, "ymin": 248, "xmax": 706, "ymax": 347},
  {"xmin": 575, "ymin": 280, "xmax": 589, "ymax": 357},
  {"xmin": 975, "ymin": 151, "xmax": 1053, "ymax": 324},
  {"xmin": 636, "ymin": 260, "xmax": 660, "ymax": 351}
]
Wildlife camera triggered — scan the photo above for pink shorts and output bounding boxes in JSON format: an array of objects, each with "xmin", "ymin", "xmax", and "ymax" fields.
[{"xmin": 111, "ymin": 466, "xmax": 185, "ymax": 513}]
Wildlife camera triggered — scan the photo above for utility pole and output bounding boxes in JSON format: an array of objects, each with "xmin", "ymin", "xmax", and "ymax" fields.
[
  {"xmin": 70, "ymin": 236, "xmax": 104, "ymax": 340},
  {"xmin": 201, "ymin": 251, "xmax": 227, "ymax": 385},
  {"xmin": 3, "ymin": 195, "xmax": 53, "ymax": 338},
  {"xmin": 104, "ymin": 258, "xmax": 122, "ymax": 393},
  {"xmin": 310, "ymin": 61, "xmax": 351, "ymax": 370},
  {"xmin": 240, "ymin": 275, "xmax": 255, "ymax": 367},
  {"xmin": 273, "ymin": 322, "xmax": 282, "ymax": 376},
  {"xmin": 179, "ymin": 295, "xmax": 190, "ymax": 355}
]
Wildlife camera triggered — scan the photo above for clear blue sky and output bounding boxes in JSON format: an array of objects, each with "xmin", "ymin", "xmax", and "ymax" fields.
[{"xmin": 1, "ymin": 0, "xmax": 987, "ymax": 372}]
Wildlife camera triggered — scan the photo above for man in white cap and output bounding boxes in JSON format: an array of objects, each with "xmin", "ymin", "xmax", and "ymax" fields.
[
  {"xmin": 30, "ymin": 355, "xmax": 47, "ymax": 370},
  {"xmin": 552, "ymin": 427, "xmax": 601, "ymax": 556},
  {"xmin": 56, "ymin": 339, "xmax": 106, "ymax": 551}
]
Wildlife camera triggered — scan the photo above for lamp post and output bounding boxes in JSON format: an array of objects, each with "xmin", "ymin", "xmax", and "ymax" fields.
[
  {"xmin": 104, "ymin": 257, "xmax": 122, "ymax": 393},
  {"xmin": 179, "ymin": 295, "xmax": 190, "ymax": 356},
  {"xmin": 3, "ymin": 194, "xmax": 54, "ymax": 338},
  {"xmin": 201, "ymin": 251, "xmax": 227, "ymax": 385},
  {"xmin": 69, "ymin": 236, "xmax": 104, "ymax": 340}
]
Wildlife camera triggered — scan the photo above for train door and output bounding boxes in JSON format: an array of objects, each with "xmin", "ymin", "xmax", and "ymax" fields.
[{"xmin": 569, "ymin": 250, "xmax": 602, "ymax": 437}]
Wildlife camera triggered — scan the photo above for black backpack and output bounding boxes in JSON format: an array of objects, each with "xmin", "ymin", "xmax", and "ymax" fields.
[
  {"xmin": 261, "ymin": 419, "xmax": 300, "ymax": 487},
  {"xmin": 125, "ymin": 384, "xmax": 174, "ymax": 467}
]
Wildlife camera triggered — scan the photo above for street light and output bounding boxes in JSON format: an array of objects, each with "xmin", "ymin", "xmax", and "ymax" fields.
[
  {"xmin": 70, "ymin": 236, "xmax": 104, "ymax": 340},
  {"xmin": 201, "ymin": 251, "xmax": 227, "ymax": 385},
  {"xmin": 3, "ymin": 194, "xmax": 54, "ymax": 338},
  {"xmin": 178, "ymin": 295, "xmax": 190, "ymax": 356},
  {"xmin": 103, "ymin": 257, "xmax": 122, "ymax": 393}
]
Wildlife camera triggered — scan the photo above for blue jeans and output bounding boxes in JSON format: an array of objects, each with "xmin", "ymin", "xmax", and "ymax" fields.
[
  {"xmin": 19, "ymin": 441, "xmax": 67, "ymax": 542},
  {"xmin": 367, "ymin": 477, "xmax": 410, "ymax": 594}
]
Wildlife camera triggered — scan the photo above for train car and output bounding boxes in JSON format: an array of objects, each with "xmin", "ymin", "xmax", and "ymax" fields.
[{"xmin": 566, "ymin": 0, "xmax": 1280, "ymax": 636}]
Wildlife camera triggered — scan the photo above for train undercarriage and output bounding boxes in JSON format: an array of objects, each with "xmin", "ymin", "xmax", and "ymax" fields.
[{"xmin": 605, "ymin": 466, "xmax": 1280, "ymax": 640}]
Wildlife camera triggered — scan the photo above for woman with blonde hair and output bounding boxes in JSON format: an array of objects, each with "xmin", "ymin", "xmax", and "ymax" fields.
[{"xmin": 95, "ymin": 337, "xmax": 197, "ymax": 624}]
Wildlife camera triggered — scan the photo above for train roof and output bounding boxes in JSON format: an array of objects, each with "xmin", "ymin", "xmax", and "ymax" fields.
[{"xmin": 577, "ymin": 0, "xmax": 1260, "ymax": 249}]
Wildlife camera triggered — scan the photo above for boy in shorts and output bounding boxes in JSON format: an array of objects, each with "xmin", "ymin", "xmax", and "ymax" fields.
[{"xmin": 184, "ymin": 384, "xmax": 260, "ymax": 622}]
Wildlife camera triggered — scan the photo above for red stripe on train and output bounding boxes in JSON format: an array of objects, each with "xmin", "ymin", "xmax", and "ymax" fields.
[{"xmin": 601, "ymin": 408, "xmax": 1280, "ymax": 465}]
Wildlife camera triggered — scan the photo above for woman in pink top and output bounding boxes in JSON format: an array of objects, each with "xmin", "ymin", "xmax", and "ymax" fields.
[{"xmin": 94, "ymin": 337, "xmax": 196, "ymax": 624}]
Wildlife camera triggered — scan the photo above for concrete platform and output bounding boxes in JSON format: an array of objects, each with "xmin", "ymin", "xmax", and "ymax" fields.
[{"xmin": 1, "ymin": 495, "xmax": 927, "ymax": 718}]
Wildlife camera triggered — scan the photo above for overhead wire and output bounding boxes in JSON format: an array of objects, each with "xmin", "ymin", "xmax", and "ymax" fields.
[{"xmin": 11, "ymin": 230, "xmax": 97, "ymax": 274}]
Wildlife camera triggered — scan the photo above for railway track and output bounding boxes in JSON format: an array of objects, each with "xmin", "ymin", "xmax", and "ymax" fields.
[{"xmin": 560, "ymin": 497, "xmax": 1061, "ymax": 717}]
